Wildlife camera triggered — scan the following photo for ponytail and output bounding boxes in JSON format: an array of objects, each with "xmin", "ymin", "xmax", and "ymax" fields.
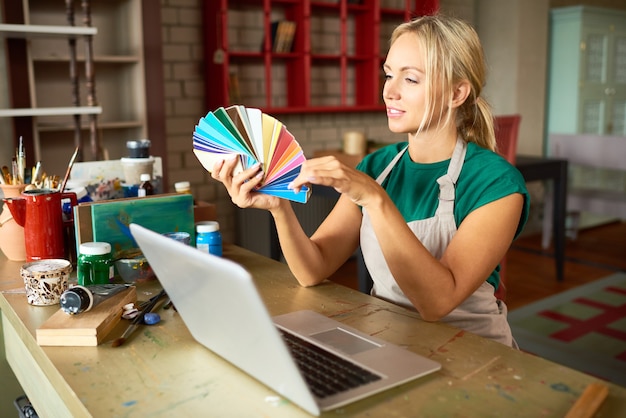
[{"xmin": 458, "ymin": 96, "xmax": 496, "ymax": 152}]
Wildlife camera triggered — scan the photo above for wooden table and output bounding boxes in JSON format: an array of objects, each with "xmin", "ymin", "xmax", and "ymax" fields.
[
  {"xmin": 1, "ymin": 246, "xmax": 625, "ymax": 417},
  {"xmin": 515, "ymin": 155, "xmax": 568, "ymax": 281}
]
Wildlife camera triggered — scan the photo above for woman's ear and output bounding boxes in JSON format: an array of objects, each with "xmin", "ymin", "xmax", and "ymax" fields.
[{"xmin": 451, "ymin": 80, "xmax": 471, "ymax": 108}]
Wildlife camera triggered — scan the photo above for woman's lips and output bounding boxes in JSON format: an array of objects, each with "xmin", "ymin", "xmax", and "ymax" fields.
[{"xmin": 386, "ymin": 107, "xmax": 404, "ymax": 117}]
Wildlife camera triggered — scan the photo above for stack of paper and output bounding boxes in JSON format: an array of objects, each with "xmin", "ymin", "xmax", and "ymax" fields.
[{"xmin": 192, "ymin": 105, "xmax": 310, "ymax": 203}]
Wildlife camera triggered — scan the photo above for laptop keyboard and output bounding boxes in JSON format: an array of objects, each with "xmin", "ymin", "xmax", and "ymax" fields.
[{"xmin": 279, "ymin": 329, "xmax": 382, "ymax": 398}]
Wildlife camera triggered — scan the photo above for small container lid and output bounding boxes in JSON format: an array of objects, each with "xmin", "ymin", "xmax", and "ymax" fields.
[
  {"xmin": 140, "ymin": 173, "xmax": 152, "ymax": 182},
  {"xmin": 79, "ymin": 242, "xmax": 111, "ymax": 256},
  {"xmin": 126, "ymin": 139, "xmax": 151, "ymax": 149},
  {"xmin": 174, "ymin": 181, "xmax": 191, "ymax": 192},
  {"xmin": 60, "ymin": 286, "xmax": 91, "ymax": 314},
  {"xmin": 196, "ymin": 221, "xmax": 220, "ymax": 233}
]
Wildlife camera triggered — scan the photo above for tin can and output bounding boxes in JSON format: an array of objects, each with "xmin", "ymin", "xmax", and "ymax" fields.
[
  {"xmin": 77, "ymin": 242, "xmax": 114, "ymax": 285},
  {"xmin": 196, "ymin": 221, "xmax": 222, "ymax": 257}
]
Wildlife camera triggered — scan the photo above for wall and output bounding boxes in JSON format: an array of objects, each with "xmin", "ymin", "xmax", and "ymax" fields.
[
  {"xmin": 0, "ymin": 6, "xmax": 15, "ymax": 168},
  {"xmin": 161, "ymin": 0, "xmax": 402, "ymax": 243},
  {"xmin": 2, "ymin": 1, "xmax": 623, "ymax": 237},
  {"xmin": 160, "ymin": 0, "xmax": 553, "ymax": 242},
  {"xmin": 551, "ymin": 0, "xmax": 626, "ymax": 8}
]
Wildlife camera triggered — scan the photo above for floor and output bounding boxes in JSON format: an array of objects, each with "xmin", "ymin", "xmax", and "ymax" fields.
[{"xmin": 329, "ymin": 221, "xmax": 626, "ymax": 311}]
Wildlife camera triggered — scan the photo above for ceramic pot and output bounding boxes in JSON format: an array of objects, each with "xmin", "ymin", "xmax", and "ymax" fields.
[{"xmin": 0, "ymin": 184, "xmax": 27, "ymax": 261}]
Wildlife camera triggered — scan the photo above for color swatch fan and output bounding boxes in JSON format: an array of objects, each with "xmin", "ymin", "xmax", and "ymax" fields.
[{"xmin": 192, "ymin": 105, "xmax": 310, "ymax": 203}]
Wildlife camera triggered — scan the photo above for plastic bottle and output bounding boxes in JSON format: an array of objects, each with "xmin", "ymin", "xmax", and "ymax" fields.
[
  {"xmin": 60, "ymin": 284, "xmax": 130, "ymax": 314},
  {"xmin": 138, "ymin": 173, "xmax": 154, "ymax": 197},
  {"xmin": 196, "ymin": 221, "xmax": 222, "ymax": 257},
  {"xmin": 77, "ymin": 242, "xmax": 114, "ymax": 286}
]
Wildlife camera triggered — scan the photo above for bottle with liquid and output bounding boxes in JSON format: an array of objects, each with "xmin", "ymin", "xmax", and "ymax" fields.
[
  {"xmin": 196, "ymin": 221, "xmax": 222, "ymax": 257},
  {"xmin": 138, "ymin": 173, "xmax": 154, "ymax": 197}
]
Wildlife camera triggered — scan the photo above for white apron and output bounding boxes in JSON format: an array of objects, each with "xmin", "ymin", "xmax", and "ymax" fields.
[{"xmin": 360, "ymin": 138, "xmax": 516, "ymax": 346}]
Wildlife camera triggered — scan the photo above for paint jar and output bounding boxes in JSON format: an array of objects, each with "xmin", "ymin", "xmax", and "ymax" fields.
[
  {"xmin": 21, "ymin": 259, "xmax": 72, "ymax": 305},
  {"xmin": 163, "ymin": 231, "xmax": 191, "ymax": 245},
  {"xmin": 62, "ymin": 186, "xmax": 92, "ymax": 217},
  {"xmin": 174, "ymin": 181, "xmax": 191, "ymax": 194},
  {"xmin": 120, "ymin": 157, "xmax": 155, "ymax": 185},
  {"xmin": 77, "ymin": 242, "xmax": 113, "ymax": 286},
  {"xmin": 174, "ymin": 181, "xmax": 196, "ymax": 204},
  {"xmin": 126, "ymin": 139, "xmax": 151, "ymax": 158},
  {"xmin": 196, "ymin": 221, "xmax": 222, "ymax": 257}
]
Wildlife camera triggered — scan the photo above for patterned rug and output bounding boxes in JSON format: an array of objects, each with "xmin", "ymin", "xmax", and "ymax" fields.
[{"xmin": 508, "ymin": 273, "xmax": 626, "ymax": 387}]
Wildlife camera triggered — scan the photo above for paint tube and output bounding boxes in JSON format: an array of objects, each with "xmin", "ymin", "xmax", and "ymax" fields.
[{"xmin": 60, "ymin": 284, "xmax": 131, "ymax": 314}]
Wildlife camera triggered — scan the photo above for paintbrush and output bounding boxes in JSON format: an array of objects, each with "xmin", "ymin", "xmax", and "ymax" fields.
[
  {"xmin": 2, "ymin": 166, "xmax": 11, "ymax": 184},
  {"xmin": 32, "ymin": 161, "xmax": 42, "ymax": 185},
  {"xmin": 59, "ymin": 146, "xmax": 79, "ymax": 193},
  {"xmin": 111, "ymin": 289, "xmax": 166, "ymax": 347},
  {"xmin": 17, "ymin": 136, "xmax": 25, "ymax": 184}
]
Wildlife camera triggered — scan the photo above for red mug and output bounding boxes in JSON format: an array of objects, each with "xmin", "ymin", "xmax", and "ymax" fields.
[{"xmin": 3, "ymin": 189, "xmax": 77, "ymax": 261}]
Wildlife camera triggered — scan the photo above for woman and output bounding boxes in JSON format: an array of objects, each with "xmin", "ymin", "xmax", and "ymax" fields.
[{"xmin": 212, "ymin": 15, "xmax": 530, "ymax": 347}]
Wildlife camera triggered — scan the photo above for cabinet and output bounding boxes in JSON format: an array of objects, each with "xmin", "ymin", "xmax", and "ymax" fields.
[
  {"xmin": 204, "ymin": 0, "xmax": 438, "ymax": 114},
  {"xmin": 0, "ymin": 0, "xmax": 166, "ymax": 180},
  {"xmin": 547, "ymin": 6, "xmax": 626, "ymax": 136}
]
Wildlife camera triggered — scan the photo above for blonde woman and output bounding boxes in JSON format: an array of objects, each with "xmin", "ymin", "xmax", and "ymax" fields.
[{"xmin": 212, "ymin": 15, "xmax": 529, "ymax": 347}]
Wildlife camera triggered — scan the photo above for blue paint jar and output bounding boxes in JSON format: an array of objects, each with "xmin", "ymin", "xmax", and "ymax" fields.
[
  {"xmin": 62, "ymin": 186, "xmax": 92, "ymax": 216},
  {"xmin": 196, "ymin": 221, "xmax": 222, "ymax": 257}
]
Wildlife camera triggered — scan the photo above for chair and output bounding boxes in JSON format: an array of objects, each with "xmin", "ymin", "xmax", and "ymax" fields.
[
  {"xmin": 494, "ymin": 114, "xmax": 521, "ymax": 165},
  {"xmin": 494, "ymin": 114, "xmax": 522, "ymax": 300}
]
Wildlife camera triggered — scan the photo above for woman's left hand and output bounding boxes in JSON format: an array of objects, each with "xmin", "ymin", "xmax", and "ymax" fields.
[{"xmin": 289, "ymin": 156, "xmax": 383, "ymax": 207}]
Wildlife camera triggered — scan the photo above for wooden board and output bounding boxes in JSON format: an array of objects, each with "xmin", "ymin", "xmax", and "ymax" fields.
[{"xmin": 36, "ymin": 286, "xmax": 136, "ymax": 346}]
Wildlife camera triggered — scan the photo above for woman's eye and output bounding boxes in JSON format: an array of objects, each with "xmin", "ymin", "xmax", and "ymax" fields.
[
  {"xmin": 384, "ymin": 74, "xmax": 392, "ymax": 80},
  {"xmin": 405, "ymin": 77, "xmax": 418, "ymax": 84}
]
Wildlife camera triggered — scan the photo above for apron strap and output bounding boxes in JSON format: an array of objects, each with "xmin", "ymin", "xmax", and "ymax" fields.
[
  {"xmin": 375, "ymin": 145, "xmax": 408, "ymax": 184},
  {"xmin": 436, "ymin": 138, "xmax": 467, "ymax": 215}
]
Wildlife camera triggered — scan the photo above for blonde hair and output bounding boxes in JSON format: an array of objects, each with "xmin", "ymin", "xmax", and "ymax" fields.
[{"xmin": 390, "ymin": 15, "xmax": 496, "ymax": 151}]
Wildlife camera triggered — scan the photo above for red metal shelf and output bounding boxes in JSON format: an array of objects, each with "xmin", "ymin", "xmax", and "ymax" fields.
[{"xmin": 204, "ymin": 0, "xmax": 438, "ymax": 114}]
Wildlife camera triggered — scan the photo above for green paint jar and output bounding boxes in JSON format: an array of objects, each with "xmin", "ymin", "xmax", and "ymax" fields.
[{"xmin": 77, "ymin": 242, "xmax": 113, "ymax": 286}]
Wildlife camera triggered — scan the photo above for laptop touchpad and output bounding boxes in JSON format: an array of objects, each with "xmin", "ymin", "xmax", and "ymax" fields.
[{"xmin": 311, "ymin": 328, "xmax": 381, "ymax": 355}]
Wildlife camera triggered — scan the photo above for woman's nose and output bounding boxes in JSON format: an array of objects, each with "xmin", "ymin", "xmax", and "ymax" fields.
[{"xmin": 383, "ymin": 79, "xmax": 399, "ymax": 100}]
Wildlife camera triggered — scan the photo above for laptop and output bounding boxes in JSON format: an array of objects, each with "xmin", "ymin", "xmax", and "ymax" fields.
[{"xmin": 130, "ymin": 223, "xmax": 441, "ymax": 416}]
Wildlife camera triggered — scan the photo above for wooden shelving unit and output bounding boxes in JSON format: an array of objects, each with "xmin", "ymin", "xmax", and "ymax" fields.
[
  {"xmin": 0, "ymin": 0, "xmax": 166, "ymax": 180},
  {"xmin": 204, "ymin": 0, "xmax": 438, "ymax": 114}
]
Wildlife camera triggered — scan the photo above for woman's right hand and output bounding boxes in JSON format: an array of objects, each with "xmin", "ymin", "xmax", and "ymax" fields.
[{"xmin": 211, "ymin": 156, "xmax": 283, "ymax": 211}]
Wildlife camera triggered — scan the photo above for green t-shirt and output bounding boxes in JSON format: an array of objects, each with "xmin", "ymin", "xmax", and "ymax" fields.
[{"xmin": 357, "ymin": 141, "xmax": 530, "ymax": 289}]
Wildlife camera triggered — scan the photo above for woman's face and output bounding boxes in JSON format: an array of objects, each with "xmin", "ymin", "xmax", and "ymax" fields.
[{"xmin": 383, "ymin": 33, "xmax": 440, "ymax": 135}]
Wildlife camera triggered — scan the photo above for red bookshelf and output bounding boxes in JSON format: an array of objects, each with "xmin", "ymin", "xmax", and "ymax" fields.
[{"xmin": 204, "ymin": 0, "xmax": 438, "ymax": 114}]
